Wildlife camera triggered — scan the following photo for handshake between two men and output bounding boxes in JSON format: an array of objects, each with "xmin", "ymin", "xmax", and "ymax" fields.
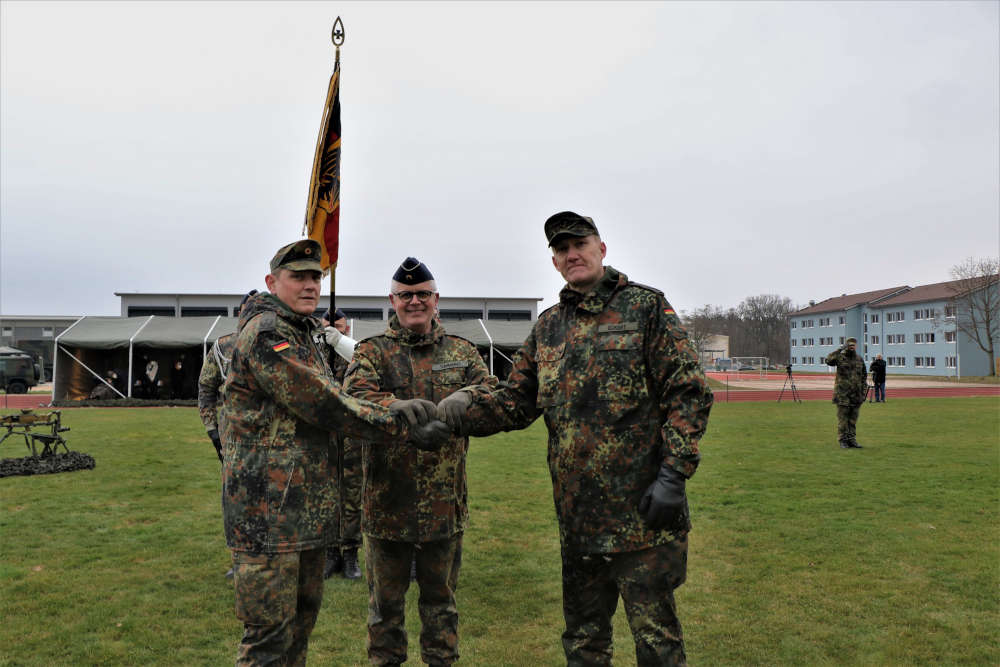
[
  {"xmin": 387, "ymin": 391, "xmax": 474, "ymax": 451},
  {"xmin": 389, "ymin": 390, "xmax": 687, "ymax": 532}
]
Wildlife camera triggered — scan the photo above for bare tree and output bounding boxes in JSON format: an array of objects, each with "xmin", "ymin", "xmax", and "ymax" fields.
[
  {"xmin": 948, "ymin": 256, "xmax": 999, "ymax": 376},
  {"xmin": 682, "ymin": 305, "xmax": 725, "ymax": 361},
  {"xmin": 736, "ymin": 294, "xmax": 795, "ymax": 363}
]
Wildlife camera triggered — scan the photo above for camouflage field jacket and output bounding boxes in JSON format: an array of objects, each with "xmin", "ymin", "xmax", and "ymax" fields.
[
  {"xmin": 825, "ymin": 347, "xmax": 867, "ymax": 406},
  {"xmin": 466, "ymin": 267, "xmax": 713, "ymax": 554},
  {"xmin": 343, "ymin": 315, "xmax": 498, "ymax": 543},
  {"xmin": 197, "ymin": 333, "xmax": 236, "ymax": 432},
  {"xmin": 220, "ymin": 293, "xmax": 409, "ymax": 554}
]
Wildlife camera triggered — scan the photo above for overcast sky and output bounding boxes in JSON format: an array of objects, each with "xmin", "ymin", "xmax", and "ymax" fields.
[{"xmin": 2, "ymin": 1, "xmax": 997, "ymax": 318}]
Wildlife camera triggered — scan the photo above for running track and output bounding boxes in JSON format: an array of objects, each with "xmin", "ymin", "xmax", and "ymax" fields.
[{"xmin": 3, "ymin": 387, "xmax": 998, "ymax": 410}]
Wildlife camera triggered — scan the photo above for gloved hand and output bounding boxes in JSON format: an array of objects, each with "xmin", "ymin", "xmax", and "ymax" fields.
[
  {"xmin": 437, "ymin": 391, "xmax": 473, "ymax": 434},
  {"xmin": 638, "ymin": 464, "xmax": 687, "ymax": 531},
  {"xmin": 410, "ymin": 419, "xmax": 453, "ymax": 451},
  {"xmin": 324, "ymin": 326, "xmax": 358, "ymax": 363},
  {"xmin": 208, "ymin": 429, "xmax": 224, "ymax": 463},
  {"xmin": 389, "ymin": 398, "xmax": 438, "ymax": 427}
]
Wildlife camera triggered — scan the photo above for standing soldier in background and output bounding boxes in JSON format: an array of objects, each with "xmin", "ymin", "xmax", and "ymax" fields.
[
  {"xmin": 343, "ymin": 257, "xmax": 499, "ymax": 667},
  {"xmin": 198, "ymin": 290, "xmax": 257, "ymax": 462},
  {"xmin": 220, "ymin": 240, "xmax": 449, "ymax": 666},
  {"xmin": 825, "ymin": 337, "xmax": 867, "ymax": 448},
  {"xmin": 320, "ymin": 308, "xmax": 364, "ymax": 581},
  {"xmin": 870, "ymin": 353, "xmax": 887, "ymax": 403},
  {"xmin": 438, "ymin": 212, "xmax": 714, "ymax": 666}
]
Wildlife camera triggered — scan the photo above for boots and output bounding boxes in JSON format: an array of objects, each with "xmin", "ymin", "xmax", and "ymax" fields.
[
  {"xmin": 342, "ymin": 548, "xmax": 361, "ymax": 580},
  {"xmin": 324, "ymin": 547, "xmax": 343, "ymax": 580}
]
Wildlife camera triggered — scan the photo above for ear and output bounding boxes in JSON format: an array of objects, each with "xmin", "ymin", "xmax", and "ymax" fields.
[
  {"xmin": 599, "ymin": 241, "xmax": 607, "ymax": 259},
  {"xmin": 551, "ymin": 255, "xmax": 559, "ymax": 272},
  {"xmin": 264, "ymin": 273, "xmax": 277, "ymax": 291}
]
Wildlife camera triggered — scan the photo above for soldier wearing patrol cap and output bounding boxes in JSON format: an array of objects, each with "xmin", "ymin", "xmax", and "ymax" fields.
[
  {"xmin": 439, "ymin": 211, "xmax": 714, "ymax": 665},
  {"xmin": 824, "ymin": 337, "xmax": 867, "ymax": 448},
  {"xmin": 341, "ymin": 256, "xmax": 501, "ymax": 666},
  {"xmin": 219, "ymin": 239, "xmax": 450, "ymax": 666}
]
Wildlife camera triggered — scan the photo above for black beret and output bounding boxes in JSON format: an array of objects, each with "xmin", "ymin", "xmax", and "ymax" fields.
[
  {"xmin": 544, "ymin": 211, "xmax": 600, "ymax": 246},
  {"xmin": 392, "ymin": 257, "xmax": 434, "ymax": 285},
  {"xmin": 323, "ymin": 308, "xmax": 346, "ymax": 322},
  {"xmin": 237, "ymin": 289, "xmax": 258, "ymax": 315}
]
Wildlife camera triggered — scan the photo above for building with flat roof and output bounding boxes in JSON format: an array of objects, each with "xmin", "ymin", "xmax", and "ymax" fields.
[{"xmin": 789, "ymin": 278, "xmax": 997, "ymax": 377}]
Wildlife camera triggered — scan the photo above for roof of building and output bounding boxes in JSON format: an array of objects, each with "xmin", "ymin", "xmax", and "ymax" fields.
[
  {"xmin": 793, "ymin": 286, "xmax": 909, "ymax": 315},
  {"xmin": 872, "ymin": 276, "xmax": 998, "ymax": 307}
]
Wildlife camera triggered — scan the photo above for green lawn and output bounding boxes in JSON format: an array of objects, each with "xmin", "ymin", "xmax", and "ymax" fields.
[{"xmin": 1, "ymin": 399, "xmax": 998, "ymax": 665}]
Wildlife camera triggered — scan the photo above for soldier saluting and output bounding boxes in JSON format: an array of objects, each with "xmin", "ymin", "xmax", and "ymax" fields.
[
  {"xmin": 219, "ymin": 239, "xmax": 449, "ymax": 666},
  {"xmin": 825, "ymin": 337, "xmax": 867, "ymax": 449}
]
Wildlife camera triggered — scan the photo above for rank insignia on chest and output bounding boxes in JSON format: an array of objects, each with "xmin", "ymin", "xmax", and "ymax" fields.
[
  {"xmin": 272, "ymin": 341, "xmax": 291, "ymax": 352},
  {"xmin": 433, "ymin": 361, "xmax": 470, "ymax": 371}
]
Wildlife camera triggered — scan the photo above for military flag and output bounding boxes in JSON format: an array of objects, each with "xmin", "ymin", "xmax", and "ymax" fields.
[{"xmin": 305, "ymin": 29, "xmax": 343, "ymax": 275}]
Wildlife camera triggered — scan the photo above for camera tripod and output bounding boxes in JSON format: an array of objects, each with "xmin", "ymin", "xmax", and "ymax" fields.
[{"xmin": 777, "ymin": 369, "xmax": 801, "ymax": 403}]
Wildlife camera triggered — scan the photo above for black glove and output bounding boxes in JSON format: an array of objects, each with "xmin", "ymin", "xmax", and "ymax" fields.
[
  {"xmin": 389, "ymin": 398, "xmax": 438, "ymax": 427},
  {"xmin": 437, "ymin": 391, "xmax": 473, "ymax": 434},
  {"xmin": 208, "ymin": 429, "xmax": 223, "ymax": 463},
  {"xmin": 638, "ymin": 464, "xmax": 687, "ymax": 531},
  {"xmin": 411, "ymin": 420, "xmax": 453, "ymax": 451}
]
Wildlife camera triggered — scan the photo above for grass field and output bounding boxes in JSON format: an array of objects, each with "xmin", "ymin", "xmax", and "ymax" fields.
[{"xmin": 2, "ymin": 398, "xmax": 998, "ymax": 666}]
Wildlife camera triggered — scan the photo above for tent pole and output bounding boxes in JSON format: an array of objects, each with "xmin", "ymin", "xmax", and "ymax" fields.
[
  {"xmin": 127, "ymin": 315, "xmax": 155, "ymax": 398},
  {"xmin": 476, "ymin": 319, "xmax": 494, "ymax": 375},
  {"xmin": 60, "ymin": 346, "xmax": 126, "ymax": 399}
]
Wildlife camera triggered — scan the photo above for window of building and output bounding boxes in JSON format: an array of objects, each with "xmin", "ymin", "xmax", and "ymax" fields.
[
  {"xmin": 791, "ymin": 339, "xmax": 797, "ymax": 347},
  {"xmin": 839, "ymin": 336, "xmax": 845, "ymax": 345},
  {"xmin": 914, "ymin": 333, "xmax": 923, "ymax": 344},
  {"xmin": 342, "ymin": 308, "xmax": 384, "ymax": 321},
  {"xmin": 791, "ymin": 357, "xmax": 797, "ymax": 364},
  {"xmin": 914, "ymin": 357, "xmax": 923, "ymax": 367},
  {"xmin": 488, "ymin": 310, "xmax": 531, "ymax": 321},
  {"xmin": 926, "ymin": 333, "xmax": 935, "ymax": 343},
  {"xmin": 439, "ymin": 309, "xmax": 484, "ymax": 321},
  {"xmin": 871, "ymin": 335, "xmax": 879, "ymax": 345},
  {"xmin": 1, "ymin": 327, "xmax": 12, "ymax": 337},
  {"xmin": 838, "ymin": 316, "xmax": 845, "ymax": 324},
  {"xmin": 944, "ymin": 305, "xmax": 955, "ymax": 318},
  {"xmin": 945, "ymin": 331, "xmax": 955, "ymax": 343},
  {"xmin": 791, "ymin": 321, "xmax": 796, "ymax": 329},
  {"xmin": 946, "ymin": 356, "xmax": 957, "ymax": 368},
  {"xmin": 870, "ymin": 314, "xmax": 879, "ymax": 323},
  {"xmin": 42, "ymin": 327, "xmax": 54, "ymax": 337},
  {"xmin": 127, "ymin": 307, "xmax": 175, "ymax": 317},
  {"xmin": 864, "ymin": 314, "xmax": 868, "ymax": 322},
  {"xmin": 924, "ymin": 357, "xmax": 935, "ymax": 367},
  {"xmin": 819, "ymin": 317, "xmax": 830, "ymax": 326},
  {"xmin": 181, "ymin": 307, "xmax": 228, "ymax": 317},
  {"xmin": 864, "ymin": 324, "xmax": 868, "ymax": 333}
]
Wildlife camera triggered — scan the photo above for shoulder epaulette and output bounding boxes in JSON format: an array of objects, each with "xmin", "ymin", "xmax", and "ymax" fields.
[
  {"xmin": 538, "ymin": 302, "xmax": 562, "ymax": 318},
  {"xmin": 625, "ymin": 281, "xmax": 665, "ymax": 297},
  {"xmin": 257, "ymin": 311, "xmax": 277, "ymax": 332}
]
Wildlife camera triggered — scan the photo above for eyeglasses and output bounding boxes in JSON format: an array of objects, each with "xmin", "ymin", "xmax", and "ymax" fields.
[{"xmin": 393, "ymin": 290, "xmax": 436, "ymax": 302}]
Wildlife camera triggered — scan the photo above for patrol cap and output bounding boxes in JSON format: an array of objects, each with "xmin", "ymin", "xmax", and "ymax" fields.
[
  {"xmin": 544, "ymin": 211, "xmax": 600, "ymax": 246},
  {"xmin": 846, "ymin": 337, "xmax": 857, "ymax": 345},
  {"xmin": 270, "ymin": 240, "xmax": 323, "ymax": 273},
  {"xmin": 392, "ymin": 257, "xmax": 434, "ymax": 285},
  {"xmin": 322, "ymin": 308, "xmax": 347, "ymax": 322}
]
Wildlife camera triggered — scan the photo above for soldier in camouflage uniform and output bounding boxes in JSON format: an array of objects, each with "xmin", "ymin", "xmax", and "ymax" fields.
[
  {"xmin": 438, "ymin": 212, "xmax": 714, "ymax": 666},
  {"xmin": 342, "ymin": 257, "xmax": 499, "ymax": 666},
  {"xmin": 320, "ymin": 308, "xmax": 365, "ymax": 581},
  {"xmin": 824, "ymin": 337, "xmax": 867, "ymax": 449},
  {"xmin": 198, "ymin": 291, "xmax": 256, "ymax": 463},
  {"xmin": 220, "ymin": 240, "xmax": 450, "ymax": 667}
]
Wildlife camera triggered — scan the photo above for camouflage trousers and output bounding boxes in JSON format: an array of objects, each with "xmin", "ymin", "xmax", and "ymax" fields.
[
  {"xmin": 561, "ymin": 538, "xmax": 688, "ymax": 667},
  {"xmin": 364, "ymin": 533, "xmax": 463, "ymax": 666},
  {"xmin": 336, "ymin": 436, "xmax": 363, "ymax": 550},
  {"xmin": 836, "ymin": 404, "xmax": 861, "ymax": 444},
  {"xmin": 232, "ymin": 548, "xmax": 325, "ymax": 667}
]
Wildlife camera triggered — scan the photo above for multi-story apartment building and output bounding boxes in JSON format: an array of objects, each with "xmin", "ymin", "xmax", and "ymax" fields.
[{"xmin": 789, "ymin": 278, "xmax": 995, "ymax": 377}]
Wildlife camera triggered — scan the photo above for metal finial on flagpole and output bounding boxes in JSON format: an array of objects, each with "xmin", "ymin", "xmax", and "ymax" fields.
[{"xmin": 332, "ymin": 16, "xmax": 345, "ymax": 55}]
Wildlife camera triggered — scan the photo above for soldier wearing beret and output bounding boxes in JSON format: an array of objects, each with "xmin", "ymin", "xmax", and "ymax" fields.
[
  {"xmin": 824, "ymin": 337, "xmax": 867, "ymax": 448},
  {"xmin": 219, "ymin": 240, "xmax": 450, "ymax": 666},
  {"xmin": 438, "ymin": 212, "xmax": 714, "ymax": 665},
  {"xmin": 342, "ymin": 257, "xmax": 500, "ymax": 666},
  {"xmin": 319, "ymin": 307, "xmax": 364, "ymax": 581}
]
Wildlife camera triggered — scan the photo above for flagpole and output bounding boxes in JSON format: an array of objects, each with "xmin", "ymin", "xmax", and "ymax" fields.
[{"xmin": 329, "ymin": 17, "xmax": 344, "ymax": 314}]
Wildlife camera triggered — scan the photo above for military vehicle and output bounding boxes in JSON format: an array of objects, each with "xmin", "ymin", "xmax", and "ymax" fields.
[{"xmin": 0, "ymin": 348, "xmax": 42, "ymax": 394}]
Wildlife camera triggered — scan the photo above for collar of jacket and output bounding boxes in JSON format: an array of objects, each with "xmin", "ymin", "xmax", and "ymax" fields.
[
  {"xmin": 238, "ymin": 291, "xmax": 320, "ymax": 332},
  {"xmin": 384, "ymin": 313, "xmax": 445, "ymax": 348},
  {"xmin": 558, "ymin": 266, "xmax": 626, "ymax": 314}
]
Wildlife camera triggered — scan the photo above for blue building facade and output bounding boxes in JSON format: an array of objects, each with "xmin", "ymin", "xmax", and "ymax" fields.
[{"xmin": 789, "ymin": 279, "xmax": 994, "ymax": 377}]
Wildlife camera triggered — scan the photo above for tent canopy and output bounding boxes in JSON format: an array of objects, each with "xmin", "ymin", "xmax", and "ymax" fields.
[{"xmin": 57, "ymin": 316, "xmax": 237, "ymax": 349}]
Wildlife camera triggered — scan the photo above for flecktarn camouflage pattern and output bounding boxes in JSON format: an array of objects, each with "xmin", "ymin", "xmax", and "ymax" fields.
[
  {"xmin": 467, "ymin": 267, "xmax": 713, "ymax": 553},
  {"xmin": 219, "ymin": 292, "xmax": 409, "ymax": 555},
  {"xmin": 343, "ymin": 315, "xmax": 498, "ymax": 543},
  {"xmin": 197, "ymin": 332, "xmax": 236, "ymax": 432},
  {"xmin": 825, "ymin": 345, "xmax": 867, "ymax": 446}
]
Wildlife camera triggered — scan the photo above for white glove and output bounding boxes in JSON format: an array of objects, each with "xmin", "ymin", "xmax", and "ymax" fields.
[{"xmin": 324, "ymin": 326, "xmax": 357, "ymax": 362}]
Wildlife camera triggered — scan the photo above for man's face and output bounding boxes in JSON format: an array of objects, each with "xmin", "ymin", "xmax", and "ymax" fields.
[
  {"xmin": 333, "ymin": 318, "xmax": 350, "ymax": 336},
  {"xmin": 847, "ymin": 342, "xmax": 857, "ymax": 355},
  {"xmin": 265, "ymin": 269, "xmax": 322, "ymax": 316},
  {"xmin": 551, "ymin": 234, "xmax": 607, "ymax": 293},
  {"xmin": 389, "ymin": 280, "xmax": 439, "ymax": 334}
]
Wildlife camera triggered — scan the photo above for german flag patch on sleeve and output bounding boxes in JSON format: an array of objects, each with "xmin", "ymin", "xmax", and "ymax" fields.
[{"xmin": 272, "ymin": 341, "xmax": 291, "ymax": 352}]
